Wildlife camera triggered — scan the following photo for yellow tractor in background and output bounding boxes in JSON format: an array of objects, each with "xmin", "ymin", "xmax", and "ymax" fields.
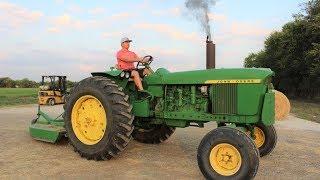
[{"xmin": 38, "ymin": 75, "xmax": 67, "ymax": 106}]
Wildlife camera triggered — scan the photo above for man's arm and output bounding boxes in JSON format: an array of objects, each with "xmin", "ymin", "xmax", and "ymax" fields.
[{"xmin": 117, "ymin": 53, "xmax": 142, "ymax": 62}]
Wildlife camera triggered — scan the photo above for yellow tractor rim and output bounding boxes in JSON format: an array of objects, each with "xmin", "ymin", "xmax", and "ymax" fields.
[
  {"xmin": 209, "ymin": 143, "xmax": 242, "ymax": 176},
  {"xmin": 253, "ymin": 127, "xmax": 265, "ymax": 148},
  {"xmin": 71, "ymin": 95, "xmax": 107, "ymax": 145}
]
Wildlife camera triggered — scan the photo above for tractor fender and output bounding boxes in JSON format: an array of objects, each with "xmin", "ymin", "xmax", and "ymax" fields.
[
  {"xmin": 91, "ymin": 68, "xmax": 122, "ymax": 77},
  {"xmin": 91, "ymin": 69, "xmax": 129, "ymax": 88},
  {"xmin": 261, "ymin": 91, "xmax": 275, "ymax": 126}
]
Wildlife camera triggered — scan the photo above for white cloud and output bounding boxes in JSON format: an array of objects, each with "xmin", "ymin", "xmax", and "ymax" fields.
[
  {"xmin": 49, "ymin": 14, "xmax": 99, "ymax": 32},
  {"xmin": 137, "ymin": 47, "xmax": 183, "ymax": 56},
  {"xmin": 213, "ymin": 20, "xmax": 272, "ymax": 47},
  {"xmin": 210, "ymin": 19, "xmax": 274, "ymax": 68},
  {"xmin": 0, "ymin": 47, "xmax": 115, "ymax": 80},
  {"xmin": 47, "ymin": 11, "xmax": 129, "ymax": 33},
  {"xmin": 0, "ymin": 52, "xmax": 8, "ymax": 61},
  {"xmin": 47, "ymin": 27, "xmax": 60, "ymax": 33},
  {"xmin": 134, "ymin": 0, "xmax": 150, "ymax": 9},
  {"xmin": 53, "ymin": 14, "xmax": 71, "ymax": 26},
  {"xmin": 152, "ymin": 7, "xmax": 181, "ymax": 17},
  {"xmin": 54, "ymin": 0, "xmax": 64, "ymax": 4},
  {"xmin": 228, "ymin": 21, "xmax": 270, "ymax": 37},
  {"xmin": 102, "ymin": 32, "xmax": 122, "ymax": 39},
  {"xmin": 67, "ymin": 5, "xmax": 83, "ymax": 14},
  {"xmin": 0, "ymin": 1, "xmax": 281, "ymax": 80},
  {"xmin": 79, "ymin": 64, "xmax": 97, "ymax": 73},
  {"xmin": 110, "ymin": 12, "xmax": 133, "ymax": 20},
  {"xmin": 133, "ymin": 23, "xmax": 201, "ymax": 42},
  {"xmin": 208, "ymin": 13, "xmax": 228, "ymax": 22},
  {"xmin": 0, "ymin": 2, "xmax": 43, "ymax": 29},
  {"xmin": 88, "ymin": 7, "xmax": 105, "ymax": 15}
]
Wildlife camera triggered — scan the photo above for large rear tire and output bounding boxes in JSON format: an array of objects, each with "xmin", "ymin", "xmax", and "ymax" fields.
[
  {"xmin": 63, "ymin": 76, "xmax": 134, "ymax": 160},
  {"xmin": 132, "ymin": 124, "xmax": 175, "ymax": 144},
  {"xmin": 197, "ymin": 127, "xmax": 259, "ymax": 180}
]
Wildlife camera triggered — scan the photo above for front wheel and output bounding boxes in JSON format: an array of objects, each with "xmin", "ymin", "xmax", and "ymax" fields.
[
  {"xmin": 250, "ymin": 124, "xmax": 277, "ymax": 157},
  {"xmin": 197, "ymin": 127, "xmax": 259, "ymax": 180},
  {"xmin": 48, "ymin": 98, "xmax": 55, "ymax": 106}
]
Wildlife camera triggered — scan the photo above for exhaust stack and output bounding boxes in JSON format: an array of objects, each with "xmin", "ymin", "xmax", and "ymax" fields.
[{"xmin": 206, "ymin": 35, "xmax": 216, "ymax": 69}]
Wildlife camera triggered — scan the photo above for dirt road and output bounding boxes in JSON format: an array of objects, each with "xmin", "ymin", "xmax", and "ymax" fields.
[{"xmin": 0, "ymin": 105, "xmax": 319, "ymax": 179}]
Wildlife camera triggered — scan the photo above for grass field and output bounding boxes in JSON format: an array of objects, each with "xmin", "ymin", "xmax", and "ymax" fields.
[
  {"xmin": 290, "ymin": 99, "xmax": 320, "ymax": 123},
  {"xmin": 0, "ymin": 88, "xmax": 38, "ymax": 107}
]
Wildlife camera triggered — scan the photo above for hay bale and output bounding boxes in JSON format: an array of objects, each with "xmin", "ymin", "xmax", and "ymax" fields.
[{"xmin": 274, "ymin": 90, "xmax": 291, "ymax": 121}]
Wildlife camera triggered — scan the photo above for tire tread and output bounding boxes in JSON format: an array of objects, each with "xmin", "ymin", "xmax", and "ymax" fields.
[{"xmin": 63, "ymin": 76, "xmax": 134, "ymax": 161}]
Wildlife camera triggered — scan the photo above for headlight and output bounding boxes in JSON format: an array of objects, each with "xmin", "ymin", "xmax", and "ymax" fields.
[
  {"xmin": 125, "ymin": 72, "xmax": 130, "ymax": 79},
  {"xmin": 120, "ymin": 71, "xmax": 125, "ymax": 78}
]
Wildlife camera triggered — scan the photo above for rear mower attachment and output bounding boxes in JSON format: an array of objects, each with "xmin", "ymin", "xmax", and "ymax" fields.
[{"xmin": 29, "ymin": 105, "xmax": 66, "ymax": 143}]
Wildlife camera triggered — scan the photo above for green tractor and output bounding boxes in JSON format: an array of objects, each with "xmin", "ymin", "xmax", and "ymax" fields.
[{"xmin": 30, "ymin": 42, "xmax": 290, "ymax": 179}]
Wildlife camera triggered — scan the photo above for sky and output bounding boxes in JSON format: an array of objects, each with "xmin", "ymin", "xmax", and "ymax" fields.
[{"xmin": 0, "ymin": 0, "xmax": 306, "ymax": 81}]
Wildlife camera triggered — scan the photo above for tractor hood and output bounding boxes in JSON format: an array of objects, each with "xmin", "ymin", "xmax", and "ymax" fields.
[{"xmin": 145, "ymin": 68, "xmax": 275, "ymax": 85}]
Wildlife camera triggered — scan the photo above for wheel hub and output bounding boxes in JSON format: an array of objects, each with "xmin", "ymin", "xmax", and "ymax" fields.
[
  {"xmin": 210, "ymin": 143, "xmax": 242, "ymax": 176},
  {"xmin": 71, "ymin": 95, "xmax": 107, "ymax": 145},
  {"xmin": 253, "ymin": 127, "xmax": 265, "ymax": 148}
]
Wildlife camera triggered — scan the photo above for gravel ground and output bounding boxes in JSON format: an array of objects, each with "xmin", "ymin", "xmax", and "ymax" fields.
[{"xmin": 0, "ymin": 104, "xmax": 319, "ymax": 179}]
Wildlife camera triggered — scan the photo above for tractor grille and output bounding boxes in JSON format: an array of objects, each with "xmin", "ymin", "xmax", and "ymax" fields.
[{"xmin": 211, "ymin": 84, "xmax": 237, "ymax": 114}]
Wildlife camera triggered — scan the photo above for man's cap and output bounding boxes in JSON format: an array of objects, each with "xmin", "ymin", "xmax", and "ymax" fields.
[{"xmin": 121, "ymin": 37, "xmax": 132, "ymax": 44}]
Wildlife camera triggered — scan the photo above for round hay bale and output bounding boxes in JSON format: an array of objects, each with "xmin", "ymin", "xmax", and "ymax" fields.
[{"xmin": 274, "ymin": 90, "xmax": 291, "ymax": 121}]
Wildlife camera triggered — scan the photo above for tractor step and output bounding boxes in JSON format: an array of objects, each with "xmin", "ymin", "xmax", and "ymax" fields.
[
  {"xmin": 29, "ymin": 123, "xmax": 66, "ymax": 143},
  {"xmin": 189, "ymin": 122, "xmax": 204, "ymax": 128}
]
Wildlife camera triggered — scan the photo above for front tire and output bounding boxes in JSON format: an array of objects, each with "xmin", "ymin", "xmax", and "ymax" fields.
[
  {"xmin": 63, "ymin": 76, "xmax": 134, "ymax": 160},
  {"xmin": 251, "ymin": 124, "xmax": 277, "ymax": 157},
  {"xmin": 48, "ymin": 98, "xmax": 55, "ymax": 106},
  {"xmin": 197, "ymin": 127, "xmax": 259, "ymax": 180}
]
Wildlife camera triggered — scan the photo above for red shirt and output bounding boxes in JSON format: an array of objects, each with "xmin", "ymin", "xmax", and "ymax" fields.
[{"xmin": 116, "ymin": 49, "xmax": 137, "ymax": 70}]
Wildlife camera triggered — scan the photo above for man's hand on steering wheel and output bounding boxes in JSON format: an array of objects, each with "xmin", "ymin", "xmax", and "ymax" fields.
[
  {"xmin": 141, "ymin": 55, "xmax": 153, "ymax": 63},
  {"xmin": 137, "ymin": 55, "xmax": 153, "ymax": 68}
]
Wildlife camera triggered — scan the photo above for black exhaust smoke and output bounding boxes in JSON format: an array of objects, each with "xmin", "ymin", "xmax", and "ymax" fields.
[
  {"xmin": 206, "ymin": 36, "xmax": 215, "ymax": 69},
  {"xmin": 185, "ymin": 0, "xmax": 216, "ymax": 39},
  {"xmin": 184, "ymin": 0, "xmax": 216, "ymax": 69}
]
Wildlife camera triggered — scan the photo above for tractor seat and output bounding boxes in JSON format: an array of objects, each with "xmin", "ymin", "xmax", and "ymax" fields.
[{"xmin": 114, "ymin": 65, "xmax": 145, "ymax": 81}]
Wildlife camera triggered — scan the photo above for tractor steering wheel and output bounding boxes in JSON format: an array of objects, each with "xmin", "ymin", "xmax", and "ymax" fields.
[{"xmin": 136, "ymin": 55, "xmax": 153, "ymax": 69}]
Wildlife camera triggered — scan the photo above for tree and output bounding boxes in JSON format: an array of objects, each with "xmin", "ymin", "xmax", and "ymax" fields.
[
  {"xmin": 0, "ymin": 77, "xmax": 16, "ymax": 88},
  {"xmin": 16, "ymin": 78, "xmax": 38, "ymax": 88},
  {"xmin": 244, "ymin": 0, "xmax": 320, "ymax": 98},
  {"xmin": 66, "ymin": 80, "xmax": 76, "ymax": 89},
  {"xmin": 304, "ymin": 0, "xmax": 320, "ymax": 18},
  {"xmin": 244, "ymin": 53, "xmax": 259, "ymax": 68},
  {"xmin": 308, "ymin": 43, "xmax": 320, "ymax": 78}
]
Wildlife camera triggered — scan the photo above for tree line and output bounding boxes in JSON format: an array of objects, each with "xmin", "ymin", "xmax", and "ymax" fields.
[
  {"xmin": 0, "ymin": 77, "xmax": 76, "ymax": 88},
  {"xmin": 244, "ymin": 0, "xmax": 320, "ymax": 99}
]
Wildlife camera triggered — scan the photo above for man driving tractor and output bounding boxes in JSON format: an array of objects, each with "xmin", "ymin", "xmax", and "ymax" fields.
[{"xmin": 116, "ymin": 37, "xmax": 151, "ymax": 91}]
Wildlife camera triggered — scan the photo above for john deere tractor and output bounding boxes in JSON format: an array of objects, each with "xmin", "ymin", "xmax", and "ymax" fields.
[{"xmin": 30, "ymin": 51, "xmax": 290, "ymax": 179}]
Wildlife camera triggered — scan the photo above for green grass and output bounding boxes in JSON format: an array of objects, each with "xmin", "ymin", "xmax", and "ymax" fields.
[
  {"xmin": 290, "ymin": 99, "xmax": 320, "ymax": 123},
  {"xmin": 0, "ymin": 88, "xmax": 38, "ymax": 107}
]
